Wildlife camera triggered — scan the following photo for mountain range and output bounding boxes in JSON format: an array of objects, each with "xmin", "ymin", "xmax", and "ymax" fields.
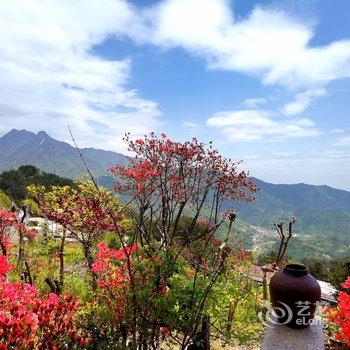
[
  {"xmin": 0, "ymin": 129, "xmax": 128, "ymax": 179},
  {"xmin": 1, "ymin": 129, "xmax": 349, "ymax": 260}
]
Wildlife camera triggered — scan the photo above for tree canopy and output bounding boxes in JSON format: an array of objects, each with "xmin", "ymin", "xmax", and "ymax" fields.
[{"xmin": 0, "ymin": 165, "xmax": 74, "ymax": 203}]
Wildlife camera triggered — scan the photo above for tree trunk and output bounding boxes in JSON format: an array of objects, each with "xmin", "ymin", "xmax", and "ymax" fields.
[
  {"xmin": 83, "ymin": 243, "xmax": 97, "ymax": 291},
  {"xmin": 226, "ymin": 301, "xmax": 237, "ymax": 333},
  {"xmin": 17, "ymin": 228, "xmax": 24, "ymax": 269},
  {"xmin": 262, "ymin": 271, "xmax": 268, "ymax": 302},
  {"xmin": 0, "ymin": 240, "xmax": 7, "ymax": 256},
  {"xmin": 202, "ymin": 315, "xmax": 210, "ymax": 350},
  {"xmin": 58, "ymin": 229, "xmax": 66, "ymax": 292},
  {"xmin": 17, "ymin": 206, "xmax": 28, "ymax": 269},
  {"xmin": 187, "ymin": 316, "xmax": 211, "ymax": 350}
]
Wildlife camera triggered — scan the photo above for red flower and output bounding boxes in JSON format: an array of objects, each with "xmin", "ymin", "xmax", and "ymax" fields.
[
  {"xmin": 327, "ymin": 277, "xmax": 350, "ymax": 346},
  {"xmin": 110, "ymin": 133, "xmax": 257, "ymax": 205},
  {"xmin": 160, "ymin": 326, "xmax": 170, "ymax": 337},
  {"xmin": 26, "ymin": 229, "xmax": 37, "ymax": 240},
  {"xmin": 0, "ymin": 255, "xmax": 11, "ymax": 275},
  {"xmin": 0, "ymin": 240, "xmax": 89, "ymax": 348},
  {"xmin": 343, "ymin": 277, "xmax": 350, "ymax": 289}
]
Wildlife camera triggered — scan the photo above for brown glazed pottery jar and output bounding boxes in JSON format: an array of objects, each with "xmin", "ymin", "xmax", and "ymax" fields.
[{"xmin": 269, "ymin": 263, "xmax": 321, "ymax": 328}]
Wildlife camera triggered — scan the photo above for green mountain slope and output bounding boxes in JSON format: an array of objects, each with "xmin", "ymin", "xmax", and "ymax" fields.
[
  {"xmin": 233, "ymin": 178, "xmax": 350, "ymax": 236},
  {"xmin": 229, "ymin": 178, "xmax": 350, "ymax": 259}
]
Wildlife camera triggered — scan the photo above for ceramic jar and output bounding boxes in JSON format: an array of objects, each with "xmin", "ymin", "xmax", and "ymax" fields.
[{"xmin": 269, "ymin": 263, "xmax": 321, "ymax": 328}]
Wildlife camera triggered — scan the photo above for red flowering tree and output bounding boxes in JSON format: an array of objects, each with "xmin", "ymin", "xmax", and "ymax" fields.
[
  {"xmin": 328, "ymin": 277, "xmax": 350, "ymax": 346},
  {"xmin": 106, "ymin": 133, "xmax": 257, "ymax": 349},
  {"xmin": 87, "ymin": 242, "xmax": 139, "ymax": 343},
  {"xmin": 110, "ymin": 133, "xmax": 256, "ymax": 248},
  {"xmin": 28, "ymin": 182, "xmax": 130, "ymax": 291}
]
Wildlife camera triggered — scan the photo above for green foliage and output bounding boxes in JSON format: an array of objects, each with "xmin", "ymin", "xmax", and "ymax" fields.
[
  {"xmin": 305, "ymin": 259, "xmax": 329, "ymax": 280},
  {"xmin": 0, "ymin": 165, "xmax": 74, "ymax": 204},
  {"xmin": 102, "ymin": 231, "xmax": 123, "ymax": 249},
  {"xmin": 208, "ymin": 259, "xmax": 264, "ymax": 344},
  {"xmin": 78, "ymin": 301, "xmax": 122, "ymax": 350},
  {"xmin": 22, "ymin": 198, "xmax": 41, "ymax": 216},
  {"xmin": 0, "ymin": 190, "xmax": 11, "ymax": 209},
  {"xmin": 328, "ymin": 259, "xmax": 350, "ymax": 289},
  {"xmin": 20, "ymin": 236, "xmax": 92, "ymax": 298},
  {"xmin": 295, "ymin": 257, "xmax": 350, "ymax": 290}
]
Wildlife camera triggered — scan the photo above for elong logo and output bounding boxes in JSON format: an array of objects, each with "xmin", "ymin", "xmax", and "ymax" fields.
[{"xmin": 258, "ymin": 300, "xmax": 324, "ymax": 327}]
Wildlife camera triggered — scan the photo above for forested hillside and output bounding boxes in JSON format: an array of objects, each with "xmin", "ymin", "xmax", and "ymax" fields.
[{"xmin": 0, "ymin": 165, "xmax": 74, "ymax": 202}]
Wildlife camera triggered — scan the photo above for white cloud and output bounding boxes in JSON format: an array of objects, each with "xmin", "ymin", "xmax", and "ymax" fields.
[
  {"xmin": 332, "ymin": 135, "xmax": 350, "ymax": 148},
  {"xmin": 331, "ymin": 128, "xmax": 344, "ymax": 133},
  {"xmin": 0, "ymin": 0, "xmax": 348, "ymax": 153},
  {"xmin": 243, "ymin": 98, "xmax": 268, "ymax": 108},
  {"xmin": 135, "ymin": 1, "xmax": 350, "ymax": 90},
  {"xmin": 282, "ymin": 88, "xmax": 327, "ymax": 115},
  {"xmin": 143, "ymin": 0, "xmax": 233, "ymax": 50},
  {"xmin": 206, "ymin": 109, "xmax": 320, "ymax": 141},
  {"xmin": 0, "ymin": 0, "xmax": 160, "ymax": 151}
]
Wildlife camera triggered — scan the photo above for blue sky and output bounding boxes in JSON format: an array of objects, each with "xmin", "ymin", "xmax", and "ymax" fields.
[{"xmin": 0, "ymin": 0, "xmax": 349, "ymax": 189}]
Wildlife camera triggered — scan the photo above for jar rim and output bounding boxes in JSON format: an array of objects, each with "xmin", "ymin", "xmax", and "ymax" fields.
[{"xmin": 283, "ymin": 263, "xmax": 309, "ymax": 276}]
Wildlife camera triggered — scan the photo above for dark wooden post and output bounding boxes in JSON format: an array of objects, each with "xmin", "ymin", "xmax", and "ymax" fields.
[{"xmin": 202, "ymin": 315, "xmax": 210, "ymax": 350}]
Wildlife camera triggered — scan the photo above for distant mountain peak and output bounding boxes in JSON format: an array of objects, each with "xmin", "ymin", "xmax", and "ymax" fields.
[
  {"xmin": 36, "ymin": 130, "xmax": 50, "ymax": 138},
  {"xmin": 35, "ymin": 131, "xmax": 53, "ymax": 147},
  {"xmin": 1, "ymin": 129, "xmax": 52, "ymax": 140},
  {"xmin": 0, "ymin": 128, "xmax": 129, "ymax": 179},
  {"xmin": 2, "ymin": 128, "xmax": 35, "ymax": 138}
]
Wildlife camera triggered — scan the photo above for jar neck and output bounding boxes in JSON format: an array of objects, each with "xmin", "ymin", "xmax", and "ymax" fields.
[{"xmin": 283, "ymin": 263, "xmax": 309, "ymax": 277}]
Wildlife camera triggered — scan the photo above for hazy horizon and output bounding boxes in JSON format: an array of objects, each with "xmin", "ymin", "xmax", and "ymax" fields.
[{"xmin": 2, "ymin": 127, "xmax": 349, "ymax": 192}]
